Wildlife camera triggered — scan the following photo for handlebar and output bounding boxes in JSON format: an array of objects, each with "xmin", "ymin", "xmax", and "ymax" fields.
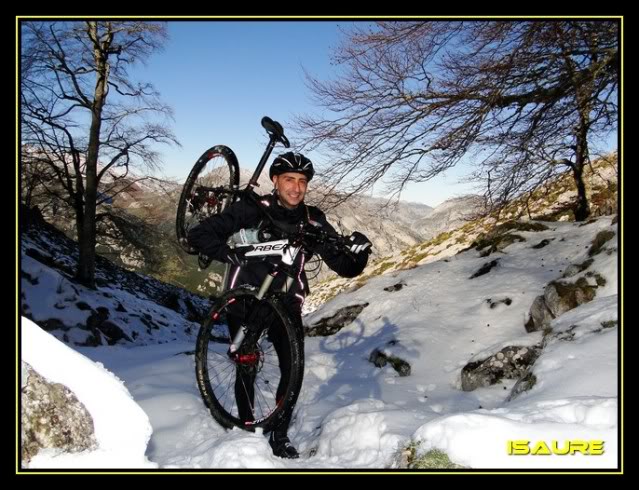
[
  {"xmin": 238, "ymin": 190, "xmax": 355, "ymax": 257},
  {"xmin": 298, "ymin": 222, "xmax": 350, "ymax": 249},
  {"xmin": 236, "ymin": 226, "xmax": 354, "ymax": 264}
]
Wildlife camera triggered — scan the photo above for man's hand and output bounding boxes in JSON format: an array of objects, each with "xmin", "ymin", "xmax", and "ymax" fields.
[{"xmin": 347, "ymin": 231, "xmax": 372, "ymax": 254}]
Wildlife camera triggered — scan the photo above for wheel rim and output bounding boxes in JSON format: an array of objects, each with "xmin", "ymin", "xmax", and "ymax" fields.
[
  {"xmin": 179, "ymin": 153, "xmax": 233, "ymax": 247},
  {"xmin": 201, "ymin": 296, "xmax": 292, "ymax": 427}
]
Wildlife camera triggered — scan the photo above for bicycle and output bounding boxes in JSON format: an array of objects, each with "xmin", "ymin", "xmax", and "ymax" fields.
[
  {"xmin": 175, "ymin": 117, "xmax": 353, "ymax": 431},
  {"xmin": 175, "ymin": 116, "xmax": 289, "ymax": 273}
]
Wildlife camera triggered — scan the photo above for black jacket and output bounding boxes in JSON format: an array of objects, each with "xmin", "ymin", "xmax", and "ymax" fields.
[{"xmin": 187, "ymin": 192, "xmax": 369, "ymax": 300}]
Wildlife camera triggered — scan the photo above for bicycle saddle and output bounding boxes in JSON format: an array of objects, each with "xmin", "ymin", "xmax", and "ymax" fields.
[{"xmin": 261, "ymin": 116, "xmax": 290, "ymax": 148}]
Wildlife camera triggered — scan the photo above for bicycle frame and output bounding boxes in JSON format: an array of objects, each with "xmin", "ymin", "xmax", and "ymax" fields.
[
  {"xmin": 227, "ymin": 238, "xmax": 305, "ymax": 354},
  {"xmin": 219, "ymin": 117, "xmax": 290, "ymax": 292}
]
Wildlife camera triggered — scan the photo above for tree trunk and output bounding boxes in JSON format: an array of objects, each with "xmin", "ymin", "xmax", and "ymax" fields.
[
  {"xmin": 75, "ymin": 22, "xmax": 110, "ymax": 288},
  {"xmin": 76, "ymin": 129, "xmax": 101, "ymax": 288},
  {"xmin": 572, "ymin": 164, "xmax": 590, "ymax": 222},
  {"xmin": 76, "ymin": 168, "xmax": 97, "ymax": 288},
  {"xmin": 572, "ymin": 116, "xmax": 591, "ymax": 222}
]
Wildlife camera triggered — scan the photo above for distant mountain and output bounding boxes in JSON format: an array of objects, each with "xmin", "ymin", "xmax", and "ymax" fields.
[
  {"xmin": 301, "ymin": 194, "xmax": 489, "ymax": 284},
  {"xmin": 415, "ymin": 195, "xmax": 486, "ymax": 240},
  {"xmin": 312, "ymin": 195, "xmax": 434, "ymax": 266}
]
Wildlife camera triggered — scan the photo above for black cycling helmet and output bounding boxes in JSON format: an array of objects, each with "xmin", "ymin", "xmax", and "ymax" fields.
[{"xmin": 269, "ymin": 152, "xmax": 315, "ymax": 181}]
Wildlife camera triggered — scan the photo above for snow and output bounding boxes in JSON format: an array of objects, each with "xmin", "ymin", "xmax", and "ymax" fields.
[
  {"xmin": 21, "ymin": 317, "xmax": 157, "ymax": 468},
  {"xmin": 21, "ymin": 252, "xmax": 200, "ymax": 346},
  {"xmin": 412, "ymin": 404, "xmax": 616, "ymax": 469},
  {"xmin": 19, "ymin": 216, "xmax": 620, "ymax": 470}
]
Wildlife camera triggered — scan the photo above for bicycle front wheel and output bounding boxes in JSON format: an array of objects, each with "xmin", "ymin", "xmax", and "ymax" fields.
[
  {"xmin": 176, "ymin": 145, "xmax": 239, "ymax": 254},
  {"xmin": 195, "ymin": 288, "xmax": 304, "ymax": 432}
]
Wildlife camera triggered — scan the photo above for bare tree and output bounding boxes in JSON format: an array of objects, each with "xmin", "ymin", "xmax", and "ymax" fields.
[
  {"xmin": 296, "ymin": 21, "xmax": 619, "ymax": 220},
  {"xmin": 21, "ymin": 21, "xmax": 179, "ymax": 287}
]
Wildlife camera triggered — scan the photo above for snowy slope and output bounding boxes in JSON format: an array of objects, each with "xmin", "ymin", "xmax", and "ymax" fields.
[
  {"xmin": 23, "ymin": 215, "xmax": 618, "ymax": 469},
  {"xmin": 22, "ymin": 317, "xmax": 157, "ymax": 469}
]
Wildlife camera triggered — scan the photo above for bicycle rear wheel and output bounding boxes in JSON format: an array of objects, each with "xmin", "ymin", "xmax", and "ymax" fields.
[
  {"xmin": 176, "ymin": 145, "xmax": 239, "ymax": 254},
  {"xmin": 195, "ymin": 288, "xmax": 304, "ymax": 432}
]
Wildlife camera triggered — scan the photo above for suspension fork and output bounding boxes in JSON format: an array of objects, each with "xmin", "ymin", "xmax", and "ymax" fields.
[
  {"xmin": 228, "ymin": 246, "xmax": 300, "ymax": 354},
  {"xmin": 228, "ymin": 270, "xmax": 279, "ymax": 354},
  {"xmin": 257, "ymin": 273, "xmax": 294, "ymax": 297}
]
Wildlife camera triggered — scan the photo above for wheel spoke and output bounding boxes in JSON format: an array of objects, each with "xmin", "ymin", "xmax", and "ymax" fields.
[
  {"xmin": 176, "ymin": 150, "xmax": 235, "ymax": 253},
  {"xmin": 196, "ymin": 292, "xmax": 299, "ymax": 430}
]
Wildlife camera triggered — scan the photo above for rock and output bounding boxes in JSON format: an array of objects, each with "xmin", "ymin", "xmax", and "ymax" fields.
[
  {"xmin": 461, "ymin": 345, "xmax": 541, "ymax": 391},
  {"xmin": 561, "ymin": 259, "xmax": 594, "ymax": 278},
  {"xmin": 525, "ymin": 295, "xmax": 554, "ymax": 332},
  {"xmin": 98, "ymin": 320, "xmax": 132, "ymax": 345},
  {"xmin": 526, "ymin": 277, "xmax": 598, "ymax": 332},
  {"xmin": 39, "ymin": 318, "xmax": 67, "ymax": 332},
  {"xmin": 470, "ymin": 259, "xmax": 500, "ymax": 279},
  {"xmin": 369, "ymin": 348, "xmax": 411, "ymax": 377},
  {"xmin": 486, "ymin": 297, "xmax": 513, "ymax": 309},
  {"xmin": 532, "ymin": 239, "xmax": 552, "ymax": 249},
  {"xmin": 588, "ymin": 230, "xmax": 615, "ymax": 257},
  {"xmin": 21, "ymin": 363, "xmax": 97, "ymax": 465},
  {"xmin": 305, "ymin": 303, "xmax": 369, "ymax": 337},
  {"xmin": 544, "ymin": 279, "xmax": 596, "ymax": 318},
  {"xmin": 506, "ymin": 372, "xmax": 537, "ymax": 401}
]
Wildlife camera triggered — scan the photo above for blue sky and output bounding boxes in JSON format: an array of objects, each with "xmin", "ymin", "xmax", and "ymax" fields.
[
  {"xmin": 132, "ymin": 20, "xmax": 617, "ymax": 207},
  {"xmin": 131, "ymin": 21, "xmax": 479, "ymax": 207},
  {"xmin": 137, "ymin": 21, "xmax": 342, "ymax": 175}
]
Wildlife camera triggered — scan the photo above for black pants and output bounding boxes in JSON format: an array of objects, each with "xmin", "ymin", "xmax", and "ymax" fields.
[{"xmin": 228, "ymin": 295, "xmax": 303, "ymax": 432}]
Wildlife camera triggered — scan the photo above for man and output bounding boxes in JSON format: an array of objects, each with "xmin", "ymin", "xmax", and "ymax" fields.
[{"xmin": 187, "ymin": 151, "xmax": 372, "ymax": 459}]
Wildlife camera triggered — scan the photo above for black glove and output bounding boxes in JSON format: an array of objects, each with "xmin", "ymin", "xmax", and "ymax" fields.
[
  {"xmin": 347, "ymin": 231, "xmax": 372, "ymax": 255},
  {"xmin": 225, "ymin": 247, "xmax": 248, "ymax": 267}
]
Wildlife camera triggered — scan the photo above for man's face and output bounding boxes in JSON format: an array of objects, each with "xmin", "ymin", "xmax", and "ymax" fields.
[{"xmin": 272, "ymin": 172, "xmax": 308, "ymax": 209}]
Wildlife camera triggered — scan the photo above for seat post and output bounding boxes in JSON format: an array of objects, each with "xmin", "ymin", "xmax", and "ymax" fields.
[{"xmin": 247, "ymin": 135, "xmax": 277, "ymax": 191}]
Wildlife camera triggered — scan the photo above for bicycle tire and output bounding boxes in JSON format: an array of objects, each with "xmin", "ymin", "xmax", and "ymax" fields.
[
  {"xmin": 176, "ymin": 145, "xmax": 240, "ymax": 254},
  {"xmin": 195, "ymin": 288, "xmax": 304, "ymax": 432}
]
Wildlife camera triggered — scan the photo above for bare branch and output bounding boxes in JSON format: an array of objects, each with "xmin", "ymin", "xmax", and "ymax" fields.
[
  {"xmin": 295, "ymin": 20, "xmax": 618, "ymax": 220},
  {"xmin": 21, "ymin": 20, "xmax": 177, "ymax": 285}
]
